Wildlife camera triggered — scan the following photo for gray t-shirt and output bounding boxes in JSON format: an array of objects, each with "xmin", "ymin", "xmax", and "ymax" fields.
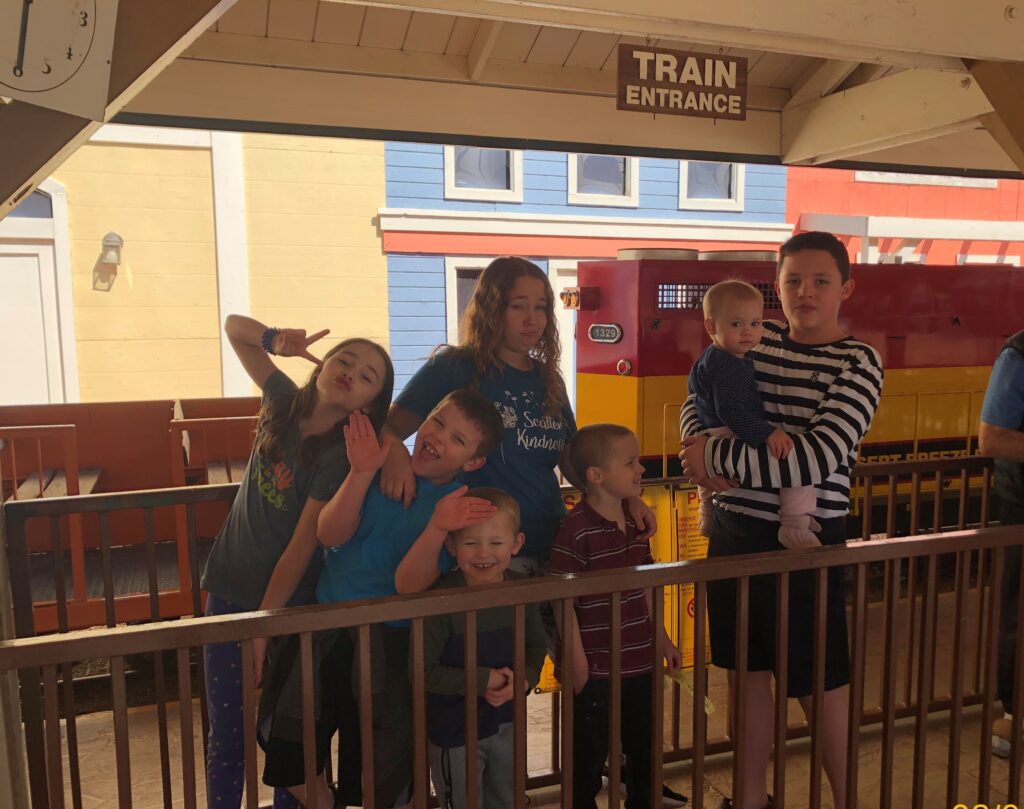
[{"xmin": 201, "ymin": 371, "xmax": 350, "ymax": 609}]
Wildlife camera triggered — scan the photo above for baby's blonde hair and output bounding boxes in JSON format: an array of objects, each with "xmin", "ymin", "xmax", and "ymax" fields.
[{"xmin": 702, "ymin": 280, "xmax": 763, "ymax": 320}]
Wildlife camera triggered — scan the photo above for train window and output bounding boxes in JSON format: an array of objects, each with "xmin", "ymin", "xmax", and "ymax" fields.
[{"xmin": 656, "ymin": 282, "xmax": 782, "ymax": 311}]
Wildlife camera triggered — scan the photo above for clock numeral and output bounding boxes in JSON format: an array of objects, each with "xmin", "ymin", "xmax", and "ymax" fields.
[
  {"xmin": 13, "ymin": 66, "xmax": 23, "ymax": 78},
  {"xmin": 80, "ymin": 10, "xmax": 89, "ymax": 26},
  {"xmin": 66, "ymin": 47, "xmax": 73, "ymax": 60},
  {"xmin": 42, "ymin": 59, "xmax": 51, "ymax": 75}
]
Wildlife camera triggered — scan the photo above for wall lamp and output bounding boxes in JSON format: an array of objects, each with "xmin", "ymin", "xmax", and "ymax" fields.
[{"xmin": 101, "ymin": 232, "xmax": 124, "ymax": 267}]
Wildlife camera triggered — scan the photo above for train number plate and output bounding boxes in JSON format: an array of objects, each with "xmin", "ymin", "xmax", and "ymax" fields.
[{"xmin": 588, "ymin": 323, "xmax": 623, "ymax": 344}]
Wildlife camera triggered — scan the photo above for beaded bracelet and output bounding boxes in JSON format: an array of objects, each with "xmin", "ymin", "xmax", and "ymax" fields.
[{"xmin": 261, "ymin": 327, "xmax": 281, "ymax": 355}]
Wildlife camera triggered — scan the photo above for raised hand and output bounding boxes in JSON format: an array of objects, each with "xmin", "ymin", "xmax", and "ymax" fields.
[
  {"xmin": 343, "ymin": 410, "xmax": 392, "ymax": 475},
  {"xmin": 272, "ymin": 328, "xmax": 330, "ymax": 365},
  {"xmin": 429, "ymin": 485, "xmax": 498, "ymax": 533}
]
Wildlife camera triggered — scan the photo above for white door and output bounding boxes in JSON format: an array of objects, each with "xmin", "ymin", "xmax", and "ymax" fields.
[
  {"xmin": 549, "ymin": 261, "xmax": 579, "ymax": 411},
  {"xmin": 0, "ymin": 247, "xmax": 64, "ymax": 404}
]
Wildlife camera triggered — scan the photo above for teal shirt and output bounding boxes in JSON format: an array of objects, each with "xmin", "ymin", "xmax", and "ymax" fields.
[{"xmin": 315, "ymin": 475, "xmax": 458, "ymax": 625}]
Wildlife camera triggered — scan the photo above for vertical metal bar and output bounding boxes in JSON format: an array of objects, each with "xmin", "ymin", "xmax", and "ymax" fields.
[
  {"xmin": 185, "ymin": 505, "xmax": 210, "ymax": 756},
  {"xmin": 845, "ymin": 563, "xmax": 867, "ymax": 809},
  {"xmin": 35, "ymin": 440, "xmax": 44, "ymax": 498},
  {"xmin": 978, "ymin": 547, "xmax": 1004, "ymax": 807},
  {"xmin": 300, "ymin": 632, "xmax": 319, "ymax": 809},
  {"xmin": 410, "ymin": 617, "xmax": 429, "ymax": 809},
  {"xmin": 50, "ymin": 516, "xmax": 69, "ymax": 632},
  {"xmin": 551, "ymin": 691, "xmax": 560, "ymax": 775},
  {"xmin": 903, "ymin": 557, "xmax": 918, "ymax": 708},
  {"xmin": 911, "ymin": 555, "xmax": 937, "ymax": 809},
  {"xmin": 909, "ymin": 472, "xmax": 921, "ymax": 537},
  {"xmin": 464, "ymin": 610, "xmax": 479, "ymax": 809},
  {"xmin": 9, "ymin": 441, "xmax": 19, "ymax": 499},
  {"xmin": 692, "ymin": 582, "xmax": 707, "ymax": 809},
  {"xmin": 43, "ymin": 665, "xmax": 66, "ymax": 809},
  {"xmin": 240, "ymin": 640, "xmax": 258, "ymax": 809},
  {"xmin": 559, "ymin": 598, "xmax": 576, "ymax": 809},
  {"xmin": 861, "ymin": 476, "xmax": 873, "ymax": 540},
  {"xmin": 62, "ymin": 428, "xmax": 87, "ymax": 605},
  {"xmin": 885, "ymin": 474, "xmax": 897, "ymax": 538},
  {"xmin": 143, "ymin": 511, "xmax": 172, "ymax": 809},
  {"xmin": 99, "ymin": 512, "xmax": 116, "ymax": 628},
  {"xmin": 809, "ymin": 568, "xmax": 827, "ymax": 809},
  {"xmin": 880, "ymin": 560, "xmax": 899, "ymax": 809},
  {"xmin": 932, "ymin": 470, "xmax": 943, "ymax": 532},
  {"xmin": 512, "ymin": 606, "xmax": 528, "ymax": 809},
  {"xmin": 111, "ymin": 655, "xmax": 134, "ymax": 809},
  {"xmin": 733, "ymin": 576, "xmax": 749, "ymax": 809},
  {"xmin": 974, "ymin": 548, "xmax": 988, "ymax": 696},
  {"xmin": 957, "ymin": 469, "xmax": 969, "ymax": 530},
  {"xmin": 358, "ymin": 625, "xmax": 376, "ymax": 809},
  {"xmin": 650, "ymin": 587, "xmax": 665, "ymax": 806},
  {"xmin": 177, "ymin": 647, "xmax": 197, "ymax": 809},
  {"xmin": 608, "ymin": 592, "xmax": 622, "ymax": 808},
  {"xmin": 773, "ymin": 572, "xmax": 789, "ymax": 809},
  {"xmin": 946, "ymin": 551, "xmax": 969, "ymax": 807},
  {"xmin": 980, "ymin": 467, "xmax": 991, "ymax": 528}
]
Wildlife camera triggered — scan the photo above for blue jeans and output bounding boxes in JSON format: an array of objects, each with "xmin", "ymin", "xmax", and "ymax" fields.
[{"xmin": 204, "ymin": 594, "xmax": 300, "ymax": 809}]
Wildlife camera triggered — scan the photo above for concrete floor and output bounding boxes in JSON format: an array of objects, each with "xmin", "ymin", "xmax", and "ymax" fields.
[{"xmin": 34, "ymin": 585, "xmax": 1024, "ymax": 808}]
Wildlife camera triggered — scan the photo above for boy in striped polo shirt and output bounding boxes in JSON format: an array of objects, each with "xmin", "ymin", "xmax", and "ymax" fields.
[
  {"xmin": 680, "ymin": 231, "xmax": 883, "ymax": 809},
  {"xmin": 551, "ymin": 424, "xmax": 683, "ymax": 809}
]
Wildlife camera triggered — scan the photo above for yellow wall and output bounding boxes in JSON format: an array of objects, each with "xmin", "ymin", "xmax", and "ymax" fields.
[
  {"xmin": 53, "ymin": 143, "xmax": 222, "ymax": 401},
  {"xmin": 51, "ymin": 133, "xmax": 390, "ymax": 401},
  {"xmin": 242, "ymin": 134, "xmax": 390, "ymax": 389}
]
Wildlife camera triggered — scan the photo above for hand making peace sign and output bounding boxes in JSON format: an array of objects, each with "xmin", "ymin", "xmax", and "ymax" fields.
[{"xmin": 272, "ymin": 328, "xmax": 331, "ymax": 365}]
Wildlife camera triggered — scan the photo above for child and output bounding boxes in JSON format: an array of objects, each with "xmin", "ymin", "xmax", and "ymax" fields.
[
  {"xmin": 550, "ymin": 424, "xmax": 683, "ymax": 809},
  {"xmin": 688, "ymin": 279, "xmax": 819, "ymax": 549},
  {"xmin": 258, "ymin": 388, "xmax": 504, "ymax": 809},
  {"xmin": 419, "ymin": 487, "xmax": 548, "ymax": 809},
  {"xmin": 200, "ymin": 315, "xmax": 393, "ymax": 809},
  {"xmin": 680, "ymin": 231, "xmax": 883, "ymax": 809}
]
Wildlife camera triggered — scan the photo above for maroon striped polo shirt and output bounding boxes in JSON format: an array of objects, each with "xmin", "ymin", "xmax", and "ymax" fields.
[{"xmin": 549, "ymin": 499, "xmax": 655, "ymax": 679}]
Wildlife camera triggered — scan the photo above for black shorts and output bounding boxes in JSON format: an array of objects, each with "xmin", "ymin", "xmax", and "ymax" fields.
[
  {"xmin": 705, "ymin": 507, "xmax": 850, "ymax": 698},
  {"xmin": 259, "ymin": 626, "xmax": 412, "ymax": 807}
]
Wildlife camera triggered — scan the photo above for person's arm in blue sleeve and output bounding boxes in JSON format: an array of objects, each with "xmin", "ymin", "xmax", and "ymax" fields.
[{"xmin": 979, "ymin": 348, "xmax": 1024, "ymax": 461}]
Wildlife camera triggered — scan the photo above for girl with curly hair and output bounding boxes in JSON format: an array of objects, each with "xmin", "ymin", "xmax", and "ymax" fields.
[{"xmin": 381, "ymin": 256, "xmax": 654, "ymax": 569}]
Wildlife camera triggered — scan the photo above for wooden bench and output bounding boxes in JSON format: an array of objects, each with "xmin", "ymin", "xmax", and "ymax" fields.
[
  {"xmin": 204, "ymin": 460, "xmax": 247, "ymax": 485},
  {"xmin": 7, "ymin": 468, "xmax": 102, "ymax": 501}
]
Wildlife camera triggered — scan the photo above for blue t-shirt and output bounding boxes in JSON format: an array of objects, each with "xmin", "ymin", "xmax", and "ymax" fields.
[
  {"xmin": 981, "ymin": 348, "xmax": 1024, "ymax": 430},
  {"xmin": 315, "ymin": 475, "xmax": 458, "ymax": 626},
  {"xmin": 396, "ymin": 350, "xmax": 577, "ymax": 560},
  {"xmin": 688, "ymin": 344, "xmax": 774, "ymax": 447}
]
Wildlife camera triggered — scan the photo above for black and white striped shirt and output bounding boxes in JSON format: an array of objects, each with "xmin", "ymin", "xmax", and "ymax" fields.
[{"xmin": 679, "ymin": 321, "xmax": 884, "ymax": 522}]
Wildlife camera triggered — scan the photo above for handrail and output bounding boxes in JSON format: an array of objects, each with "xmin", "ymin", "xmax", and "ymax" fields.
[{"xmin": 2, "ymin": 522, "xmax": 1021, "ymax": 672}]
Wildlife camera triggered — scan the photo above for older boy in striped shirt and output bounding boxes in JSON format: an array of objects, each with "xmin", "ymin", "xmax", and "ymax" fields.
[{"xmin": 680, "ymin": 231, "xmax": 883, "ymax": 809}]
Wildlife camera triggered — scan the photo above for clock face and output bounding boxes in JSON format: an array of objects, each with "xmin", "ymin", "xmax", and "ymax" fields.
[{"xmin": 0, "ymin": 0, "xmax": 98, "ymax": 94}]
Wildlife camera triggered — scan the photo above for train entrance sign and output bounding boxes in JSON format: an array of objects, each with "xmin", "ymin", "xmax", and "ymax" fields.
[{"xmin": 617, "ymin": 44, "xmax": 748, "ymax": 120}]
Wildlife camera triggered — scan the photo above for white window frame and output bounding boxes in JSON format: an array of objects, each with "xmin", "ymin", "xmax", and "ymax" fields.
[
  {"xmin": 855, "ymin": 170, "xmax": 998, "ymax": 189},
  {"xmin": 678, "ymin": 161, "xmax": 745, "ymax": 211},
  {"xmin": 444, "ymin": 256, "xmax": 494, "ymax": 345},
  {"xmin": 548, "ymin": 259, "xmax": 580, "ymax": 411},
  {"xmin": 443, "ymin": 146, "xmax": 524, "ymax": 202},
  {"xmin": 567, "ymin": 154, "xmax": 640, "ymax": 208},
  {"xmin": 957, "ymin": 254, "xmax": 1021, "ymax": 266}
]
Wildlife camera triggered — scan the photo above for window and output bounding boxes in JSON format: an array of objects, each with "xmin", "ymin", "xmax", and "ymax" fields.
[
  {"xmin": 444, "ymin": 257, "xmax": 492, "ymax": 344},
  {"xmin": 443, "ymin": 146, "xmax": 523, "ymax": 202},
  {"xmin": 679, "ymin": 161, "xmax": 745, "ymax": 211},
  {"xmin": 9, "ymin": 190, "xmax": 53, "ymax": 219},
  {"xmin": 567, "ymin": 154, "xmax": 639, "ymax": 207}
]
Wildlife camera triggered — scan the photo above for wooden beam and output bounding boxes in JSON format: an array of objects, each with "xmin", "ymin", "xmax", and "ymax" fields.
[
  {"xmin": 1, "ymin": 0, "xmax": 238, "ymax": 219},
  {"xmin": 970, "ymin": 60, "xmax": 1024, "ymax": 174},
  {"xmin": 322, "ymin": 0, "xmax": 989, "ymax": 68},
  {"xmin": 785, "ymin": 59, "xmax": 858, "ymax": 109},
  {"xmin": 782, "ymin": 68, "xmax": 992, "ymax": 165},
  {"xmin": 181, "ymin": 31, "xmax": 791, "ymax": 109},
  {"xmin": 468, "ymin": 20, "xmax": 503, "ymax": 81},
  {"xmin": 127, "ymin": 56, "xmax": 781, "ymax": 157}
]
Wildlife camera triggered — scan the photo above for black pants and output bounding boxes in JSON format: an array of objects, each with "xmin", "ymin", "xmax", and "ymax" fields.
[
  {"xmin": 572, "ymin": 674, "xmax": 653, "ymax": 809},
  {"xmin": 997, "ymin": 499, "xmax": 1024, "ymax": 715}
]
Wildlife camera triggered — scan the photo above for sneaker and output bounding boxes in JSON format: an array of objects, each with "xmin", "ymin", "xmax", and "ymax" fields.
[
  {"xmin": 661, "ymin": 783, "xmax": 689, "ymax": 807},
  {"xmin": 992, "ymin": 715, "xmax": 1020, "ymax": 759}
]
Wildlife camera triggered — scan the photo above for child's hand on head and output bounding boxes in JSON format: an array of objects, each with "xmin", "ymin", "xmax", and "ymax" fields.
[
  {"xmin": 272, "ymin": 327, "xmax": 330, "ymax": 365},
  {"xmin": 343, "ymin": 410, "xmax": 392, "ymax": 476},
  {"xmin": 766, "ymin": 428, "xmax": 794, "ymax": 460},
  {"xmin": 429, "ymin": 485, "xmax": 498, "ymax": 533}
]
